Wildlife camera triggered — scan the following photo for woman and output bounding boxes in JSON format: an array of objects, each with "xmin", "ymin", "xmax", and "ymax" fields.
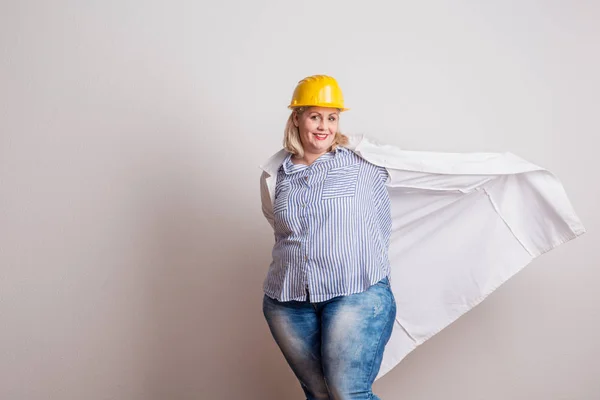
[
  {"xmin": 260, "ymin": 75, "xmax": 396, "ymax": 400},
  {"xmin": 259, "ymin": 75, "xmax": 585, "ymax": 399}
]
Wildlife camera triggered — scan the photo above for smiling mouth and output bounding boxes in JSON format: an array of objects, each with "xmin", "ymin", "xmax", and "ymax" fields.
[{"xmin": 313, "ymin": 133, "xmax": 328, "ymax": 140}]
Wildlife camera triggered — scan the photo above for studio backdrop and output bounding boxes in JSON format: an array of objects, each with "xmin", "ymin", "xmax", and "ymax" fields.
[{"xmin": 0, "ymin": 1, "xmax": 598, "ymax": 400}]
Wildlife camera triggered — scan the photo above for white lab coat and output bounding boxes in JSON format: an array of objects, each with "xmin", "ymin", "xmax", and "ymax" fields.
[{"xmin": 259, "ymin": 134, "xmax": 585, "ymax": 380}]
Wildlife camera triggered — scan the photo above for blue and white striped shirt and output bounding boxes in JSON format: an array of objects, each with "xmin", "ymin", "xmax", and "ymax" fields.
[{"xmin": 263, "ymin": 147, "xmax": 392, "ymax": 303}]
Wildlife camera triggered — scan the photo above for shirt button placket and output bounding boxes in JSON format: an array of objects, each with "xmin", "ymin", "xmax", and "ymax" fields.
[{"xmin": 303, "ymin": 171, "xmax": 311, "ymax": 299}]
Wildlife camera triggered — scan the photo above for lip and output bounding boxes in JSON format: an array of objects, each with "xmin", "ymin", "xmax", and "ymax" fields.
[{"xmin": 313, "ymin": 133, "xmax": 329, "ymax": 141}]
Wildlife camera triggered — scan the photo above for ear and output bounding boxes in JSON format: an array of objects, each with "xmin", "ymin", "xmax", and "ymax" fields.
[{"xmin": 293, "ymin": 111, "xmax": 299, "ymax": 127}]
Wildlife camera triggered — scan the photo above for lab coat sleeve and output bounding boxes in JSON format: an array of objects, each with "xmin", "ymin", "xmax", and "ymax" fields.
[
  {"xmin": 386, "ymin": 169, "xmax": 495, "ymax": 193},
  {"xmin": 260, "ymin": 171, "xmax": 275, "ymax": 229},
  {"xmin": 386, "ymin": 166, "xmax": 584, "ymax": 256}
]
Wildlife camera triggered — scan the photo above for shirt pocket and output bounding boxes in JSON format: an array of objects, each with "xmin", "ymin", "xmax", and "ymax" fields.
[
  {"xmin": 322, "ymin": 162, "xmax": 361, "ymax": 200},
  {"xmin": 274, "ymin": 182, "xmax": 291, "ymax": 213}
]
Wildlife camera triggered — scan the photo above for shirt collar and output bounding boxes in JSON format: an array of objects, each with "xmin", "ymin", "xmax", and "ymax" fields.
[{"xmin": 281, "ymin": 147, "xmax": 348, "ymax": 175}]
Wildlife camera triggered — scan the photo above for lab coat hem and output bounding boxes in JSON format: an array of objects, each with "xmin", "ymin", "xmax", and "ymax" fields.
[{"xmin": 531, "ymin": 224, "xmax": 586, "ymax": 257}]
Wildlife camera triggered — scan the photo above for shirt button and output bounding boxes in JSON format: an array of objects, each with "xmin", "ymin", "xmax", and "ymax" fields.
[{"xmin": 304, "ymin": 176, "xmax": 308, "ymax": 181}]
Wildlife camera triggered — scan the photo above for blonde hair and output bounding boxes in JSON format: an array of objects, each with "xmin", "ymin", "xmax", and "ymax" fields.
[{"xmin": 283, "ymin": 107, "xmax": 349, "ymax": 157}]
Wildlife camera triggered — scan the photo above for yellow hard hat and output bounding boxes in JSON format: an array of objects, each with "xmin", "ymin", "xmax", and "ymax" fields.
[{"xmin": 288, "ymin": 75, "xmax": 349, "ymax": 111}]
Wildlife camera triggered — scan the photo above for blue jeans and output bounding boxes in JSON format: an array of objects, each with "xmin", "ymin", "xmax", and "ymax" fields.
[{"xmin": 262, "ymin": 277, "xmax": 396, "ymax": 400}]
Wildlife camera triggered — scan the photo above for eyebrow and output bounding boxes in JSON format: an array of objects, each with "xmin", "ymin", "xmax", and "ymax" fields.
[{"xmin": 310, "ymin": 112, "xmax": 339, "ymax": 117}]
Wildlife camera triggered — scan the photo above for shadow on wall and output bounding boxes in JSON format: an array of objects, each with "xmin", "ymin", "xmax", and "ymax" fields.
[{"xmin": 130, "ymin": 145, "xmax": 302, "ymax": 399}]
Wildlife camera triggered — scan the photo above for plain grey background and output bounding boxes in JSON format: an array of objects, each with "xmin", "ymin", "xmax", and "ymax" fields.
[{"xmin": 1, "ymin": 1, "xmax": 598, "ymax": 399}]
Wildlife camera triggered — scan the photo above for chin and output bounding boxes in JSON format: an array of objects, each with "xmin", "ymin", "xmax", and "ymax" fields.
[{"xmin": 314, "ymin": 141, "xmax": 334, "ymax": 150}]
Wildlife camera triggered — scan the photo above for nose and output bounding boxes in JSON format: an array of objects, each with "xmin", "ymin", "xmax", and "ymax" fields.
[{"xmin": 317, "ymin": 119, "xmax": 326, "ymax": 131}]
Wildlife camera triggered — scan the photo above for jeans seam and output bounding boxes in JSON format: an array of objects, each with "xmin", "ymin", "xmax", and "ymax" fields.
[{"xmin": 365, "ymin": 294, "xmax": 395, "ymax": 390}]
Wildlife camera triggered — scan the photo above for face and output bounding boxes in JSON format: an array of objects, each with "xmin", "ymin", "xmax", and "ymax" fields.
[{"xmin": 293, "ymin": 107, "xmax": 339, "ymax": 155}]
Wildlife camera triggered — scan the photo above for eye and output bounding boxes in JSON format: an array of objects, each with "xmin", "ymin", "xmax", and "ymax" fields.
[
  {"xmin": 329, "ymin": 116, "xmax": 337, "ymax": 122},
  {"xmin": 310, "ymin": 115, "xmax": 321, "ymax": 121}
]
